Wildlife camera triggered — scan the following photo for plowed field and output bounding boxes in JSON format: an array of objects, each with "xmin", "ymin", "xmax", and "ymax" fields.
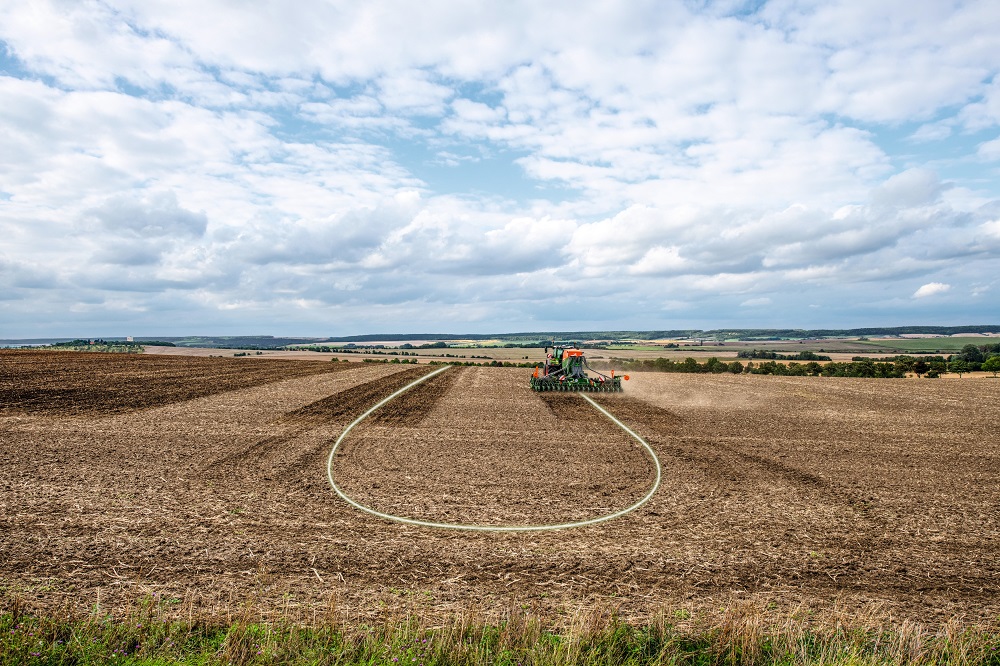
[
  {"xmin": 0, "ymin": 350, "xmax": 354, "ymax": 415},
  {"xmin": 1, "ymin": 351, "xmax": 998, "ymax": 626}
]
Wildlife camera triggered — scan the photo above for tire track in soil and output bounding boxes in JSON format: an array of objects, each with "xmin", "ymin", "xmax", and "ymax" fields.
[
  {"xmin": 283, "ymin": 365, "xmax": 449, "ymax": 496},
  {"xmin": 538, "ymin": 392, "xmax": 600, "ymax": 421},
  {"xmin": 284, "ymin": 365, "xmax": 432, "ymax": 422},
  {"xmin": 205, "ymin": 365, "xmax": 435, "ymax": 476},
  {"xmin": 536, "ymin": 393, "xmax": 648, "ymax": 442},
  {"xmin": 592, "ymin": 394, "xmax": 872, "ymax": 515},
  {"xmin": 367, "ymin": 366, "xmax": 462, "ymax": 426}
]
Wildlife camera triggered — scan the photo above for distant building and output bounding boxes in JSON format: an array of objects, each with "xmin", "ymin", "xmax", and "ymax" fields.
[{"xmin": 126, "ymin": 336, "xmax": 134, "ymax": 342}]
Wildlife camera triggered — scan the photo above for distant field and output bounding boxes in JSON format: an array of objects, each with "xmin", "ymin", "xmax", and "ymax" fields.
[
  {"xmin": 856, "ymin": 337, "xmax": 997, "ymax": 353},
  {"xmin": 604, "ymin": 344, "xmax": 671, "ymax": 351}
]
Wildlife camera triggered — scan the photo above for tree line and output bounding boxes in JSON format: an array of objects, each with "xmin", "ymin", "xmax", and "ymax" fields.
[
  {"xmin": 941, "ymin": 343, "xmax": 1000, "ymax": 377},
  {"xmin": 607, "ymin": 344, "xmax": 1000, "ymax": 378},
  {"xmin": 736, "ymin": 349, "xmax": 831, "ymax": 361},
  {"xmin": 606, "ymin": 357, "xmax": 906, "ymax": 377}
]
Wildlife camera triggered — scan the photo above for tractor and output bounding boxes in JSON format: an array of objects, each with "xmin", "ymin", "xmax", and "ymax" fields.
[{"xmin": 529, "ymin": 346, "xmax": 627, "ymax": 392}]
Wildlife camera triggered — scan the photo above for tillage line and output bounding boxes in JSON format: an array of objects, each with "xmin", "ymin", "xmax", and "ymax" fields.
[{"xmin": 326, "ymin": 365, "xmax": 662, "ymax": 532}]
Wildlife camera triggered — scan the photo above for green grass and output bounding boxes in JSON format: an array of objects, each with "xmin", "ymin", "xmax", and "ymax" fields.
[{"xmin": 3, "ymin": 602, "xmax": 1000, "ymax": 666}]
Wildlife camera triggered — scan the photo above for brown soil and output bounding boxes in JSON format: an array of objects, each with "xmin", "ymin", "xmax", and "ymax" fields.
[
  {"xmin": 0, "ymin": 350, "xmax": 353, "ymax": 415},
  {"xmin": 1, "ymin": 352, "xmax": 997, "ymax": 627},
  {"xmin": 333, "ymin": 367, "xmax": 652, "ymax": 526}
]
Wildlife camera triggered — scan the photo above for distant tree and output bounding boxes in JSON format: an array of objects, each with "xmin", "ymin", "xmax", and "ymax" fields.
[
  {"xmin": 894, "ymin": 356, "xmax": 916, "ymax": 373},
  {"xmin": 948, "ymin": 359, "xmax": 970, "ymax": 377},
  {"xmin": 959, "ymin": 344, "xmax": 985, "ymax": 364},
  {"xmin": 855, "ymin": 359, "xmax": 877, "ymax": 377},
  {"xmin": 758, "ymin": 361, "xmax": 786, "ymax": 375},
  {"xmin": 913, "ymin": 360, "xmax": 929, "ymax": 377},
  {"xmin": 785, "ymin": 362, "xmax": 808, "ymax": 376},
  {"xmin": 729, "ymin": 360, "xmax": 744, "ymax": 374},
  {"xmin": 983, "ymin": 356, "xmax": 1000, "ymax": 378}
]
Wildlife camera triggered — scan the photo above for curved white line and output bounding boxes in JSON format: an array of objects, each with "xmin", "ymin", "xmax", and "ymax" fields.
[{"xmin": 326, "ymin": 366, "xmax": 662, "ymax": 532}]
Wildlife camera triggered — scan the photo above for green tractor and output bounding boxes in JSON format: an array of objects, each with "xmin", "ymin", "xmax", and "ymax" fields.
[{"xmin": 529, "ymin": 346, "xmax": 627, "ymax": 392}]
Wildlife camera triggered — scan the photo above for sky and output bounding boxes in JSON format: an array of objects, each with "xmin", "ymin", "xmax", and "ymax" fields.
[{"xmin": 1, "ymin": 0, "xmax": 999, "ymax": 337}]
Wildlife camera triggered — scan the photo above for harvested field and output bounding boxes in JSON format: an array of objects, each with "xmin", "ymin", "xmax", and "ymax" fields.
[{"xmin": 1, "ymin": 351, "xmax": 998, "ymax": 629}]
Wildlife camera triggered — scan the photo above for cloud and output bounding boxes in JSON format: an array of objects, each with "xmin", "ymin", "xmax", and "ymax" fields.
[
  {"xmin": 91, "ymin": 242, "xmax": 165, "ymax": 267},
  {"xmin": 764, "ymin": 1, "xmax": 997, "ymax": 124},
  {"xmin": 913, "ymin": 282, "xmax": 951, "ymax": 298},
  {"xmin": 979, "ymin": 136, "xmax": 1000, "ymax": 161},
  {"xmin": 909, "ymin": 122, "xmax": 952, "ymax": 143},
  {"xmin": 1, "ymin": 1, "xmax": 1000, "ymax": 335},
  {"xmin": 629, "ymin": 246, "xmax": 690, "ymax": 276},
  {"xmin": 870, "ymin": 168, "xmax": 944, "ymax": 208},
  {"xmin": 85, "ymin": 192, "xmax": 207, "ymax": 238},
  {"xmin": 377, "ymin": 70, "xmax": 453, "ymax": 115},
  {"xmin": 981, "ymin": 219, "xmax": 1000, "ymax": 239}
]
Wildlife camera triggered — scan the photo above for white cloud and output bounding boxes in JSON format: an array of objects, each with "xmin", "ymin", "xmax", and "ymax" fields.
[
  {"xmin": 913, "ymin": 282, "xmax": 951, "ymax": 298},
  {"xmin": 765, "ymin": 0, "xmax": 999, "ymax": 124},
  {"xmin": 376, "ymin": 70, "xmax": 453, "ymax": 115},
  {"xmin": 0, "ymin": 1, "xmax": 194, "ymax": 89},
  {"xmin": 871, "ymin": 168, "xmax": 945, "ymax": 207},
  {"xmin": 909, "ymin": 122, "xmax": 953, "ymax": 143},
  {"xmin": 979, "ymin": 136, "xmax": 1000, "ymax": 161},
  {"xmin": 85, "ymin": 192, "xmax": 207, "ymax": 238},
  {"xmin": 1, "ymin": 1, "xmax": 999, "ymax": 335},
  {"xmin": 629, "ymin": 246, "xmax": 689, "ymax": 276},
  {"xmin": 981, "ymin": 219, "xmax": 1000, "ymax": 239}
]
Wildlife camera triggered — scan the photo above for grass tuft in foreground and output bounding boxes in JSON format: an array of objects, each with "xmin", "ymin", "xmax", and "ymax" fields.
[{"xmin": 2, "ymin": 600, "xmax": 999, "ymax": 665}]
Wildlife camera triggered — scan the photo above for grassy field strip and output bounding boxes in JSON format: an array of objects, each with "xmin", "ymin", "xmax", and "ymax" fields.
[
  {"xmin": 326, "ymin": 367, "xmax": 662, "ymax": 532},
  {"xmin": 6, "ymin": 606, "xmax": 999, "ymax": 665}
]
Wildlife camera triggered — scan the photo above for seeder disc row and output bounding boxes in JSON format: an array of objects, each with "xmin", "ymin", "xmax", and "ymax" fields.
[{"xmin": 530, "ymin": 381, "xmax": 622, "ymax": 392}]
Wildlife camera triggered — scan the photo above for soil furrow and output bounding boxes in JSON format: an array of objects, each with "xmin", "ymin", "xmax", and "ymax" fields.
[
  {"xmin": 368, "ymin": 366, "xmax": 462, "ymax": 426},
  {"xmin": 206, "ymin": 365, "xmax": 436, "ymax": 475},
  {"xmin": 0, "ymin": 350, "xmax": 352, "ymax": 415},
  {"xmin": 284, "ymin": 365, "xmax": 432, "ymax": 422}
]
